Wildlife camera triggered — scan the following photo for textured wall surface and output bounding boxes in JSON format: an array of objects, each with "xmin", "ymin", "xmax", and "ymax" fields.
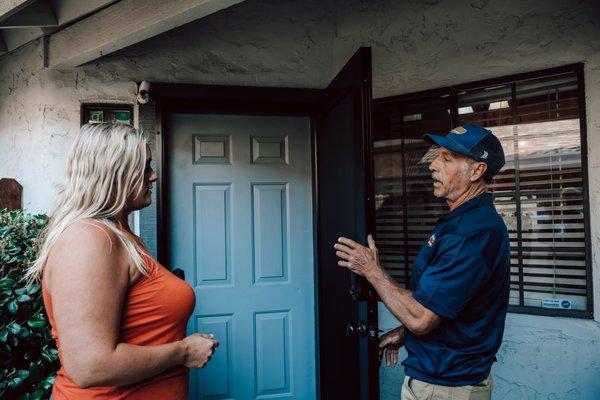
[
  {"xmin": 0, "ymin": 40, "xmax": 137, "ymax": 213},
  {"xmin": 87, "ymin": 0, "xmax": 335, "ymax": 88},
  {"xmin": 379, "ymin": 303, "xmax": 600, "ymax": 399},
  {"xmin": 137, "ymin": 100, "xmax": 158, "ymax": 256},
  {"xmin": 1, "ymin": 0, "xmax": 600, "ymax": 398}
]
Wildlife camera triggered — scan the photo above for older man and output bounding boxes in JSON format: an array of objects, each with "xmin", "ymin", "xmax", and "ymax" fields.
[{"xmin": 335, "ymin": 124, "xmax": 510, "ymax": 400}]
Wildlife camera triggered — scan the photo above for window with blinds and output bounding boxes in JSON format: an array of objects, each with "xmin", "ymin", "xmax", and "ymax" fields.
[{"xmin": 373, "ymin": 64, "xmax": 591, "ymax": 317}]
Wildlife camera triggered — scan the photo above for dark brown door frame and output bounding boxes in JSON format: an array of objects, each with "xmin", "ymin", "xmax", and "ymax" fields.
[
  {"xmin": 151, "ymin": 83, "xmax": 322, "ymax": 266},
  {"xmin": 150, "ymin": 79, "xmax": 378, "ymax": 399}
]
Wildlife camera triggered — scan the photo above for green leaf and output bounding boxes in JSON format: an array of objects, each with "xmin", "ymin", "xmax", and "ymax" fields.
[
  {"xmin": 0, "ymin": 330, "xmax": 8, "ymax": 342},
  {"xmin": 16, "ymin": 369, "xmax": 30, "ymax": 379},
  {"xmin": 0, "ymin": 278, "xmax": 15, "ymax": 288},
  {"xmin": 27, "ymin": 318, "xmax": 46, "ymax": 328},
  {"xmin": 18, "ymin": 393, "xmax": 30, "ymax": 400},
  {"xmin": 27, "ymin": 283, "xmax": 41, "ymax": 295},
  {"xmin": 17, "ymin": 294, "xmax": 32, "ymax": 302},
  {"xmin": 7, "ymin": 299, "xmax": 18, "ymax": 314},
  {"xmin": 18, "ymin": 326, "xmax": 31, "ymax": 338},
  {"xmin": 9, "ymin": 376, "xmax": 24, "ymax": 388},
  {"xmin": 8, "ymin": 322, "xmax": 21, "ymax": 334},
  {"xmin": 32, "ymin": 389, "xmax": 44, "ymax": 400},
  {"xmin": 41, "ymin": 374, "xmax": 56, "ymax": 390},
  {"xmin": 15, "ymin": 287, "xmax": 27, "ymax": 295},
  {"xmin": 42, "ymin": 352, "xmax": 52, "ymax": 363}
]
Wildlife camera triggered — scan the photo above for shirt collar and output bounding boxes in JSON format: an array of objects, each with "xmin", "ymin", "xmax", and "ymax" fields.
[{"xmin": 443, "ymin": 192, "xmax": 493, "ymax": 221}]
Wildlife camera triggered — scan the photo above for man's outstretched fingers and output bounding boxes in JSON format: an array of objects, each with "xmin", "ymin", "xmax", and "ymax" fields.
[
  {"xmin": 336, "ymin": 250, "xmax": 351, "ymax": 260},
  {"xmin": 338, "ymin": 237, "xmax": 358, "ymax": 248},
  {"xmin": 334, "ymin": 243, "xmax": 353, "ymax": 255}
]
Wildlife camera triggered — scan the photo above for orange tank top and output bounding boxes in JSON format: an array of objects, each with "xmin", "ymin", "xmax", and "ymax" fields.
[{"xmin": 42, "ymin": 234, "xmax": 196, "ymax": 400}]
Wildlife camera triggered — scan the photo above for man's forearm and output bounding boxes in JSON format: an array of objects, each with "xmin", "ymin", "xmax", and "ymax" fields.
[{"xmin": 365, "ymin": 264, "xmax": 433, "ymax": 334}]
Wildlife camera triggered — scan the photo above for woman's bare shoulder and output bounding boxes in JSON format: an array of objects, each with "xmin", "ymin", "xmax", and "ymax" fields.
[
  {"xmin": 58, "ymin": 219, "xmax": 122, "ymax": 253},
  {"xmin": 46, "ymin": 219, "xmax": 129, "ymax": 282}
]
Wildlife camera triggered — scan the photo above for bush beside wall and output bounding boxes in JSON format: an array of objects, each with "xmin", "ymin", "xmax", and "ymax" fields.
[{"xmin": 0, "ymin": 209, "xmax": 58, "ymax": 400}]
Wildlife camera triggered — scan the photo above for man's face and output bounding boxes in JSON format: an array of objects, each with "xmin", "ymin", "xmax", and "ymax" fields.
[{"xmin": 428, "ymin": 147, "xmax": 475, "ymax": 201}]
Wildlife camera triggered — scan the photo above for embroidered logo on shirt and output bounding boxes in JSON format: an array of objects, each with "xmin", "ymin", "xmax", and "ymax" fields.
[{"xmin": 427, "ymin": 233, "xmax": 436, "ymax": 247}]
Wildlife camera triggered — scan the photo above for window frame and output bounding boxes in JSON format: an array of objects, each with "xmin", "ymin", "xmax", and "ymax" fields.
[
  {"xmin": 80, "ymin": 103, "xmax": 134, "ymax": 126},
  {"xmin": 374, "ymin": 63, "xmax": 593, "ymax": 318}
]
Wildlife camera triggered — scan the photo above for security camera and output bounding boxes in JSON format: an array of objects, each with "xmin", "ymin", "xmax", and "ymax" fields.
[{"xmin": 137, "ymin": 81, "xmax": 150, "ymax": 104}]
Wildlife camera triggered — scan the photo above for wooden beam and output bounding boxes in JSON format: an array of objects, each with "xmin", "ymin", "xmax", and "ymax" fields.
[
  {"xmin": 0, "ymin": 0, "xmax": 35, "ymax": 22},
  {"xmin": 0, "ymin": 0, "xmax": 57, "ymax": 28},
  {"xmin": 48, "ymin": 0, "xmax": 244, "ymax": 69}
]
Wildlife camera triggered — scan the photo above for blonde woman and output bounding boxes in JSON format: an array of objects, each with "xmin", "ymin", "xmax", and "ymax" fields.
[{"xmin": 28, "ymin": 123, "xmax": 217, "ymax": 399}]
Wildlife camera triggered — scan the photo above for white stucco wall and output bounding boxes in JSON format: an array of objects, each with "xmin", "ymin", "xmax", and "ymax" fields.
[
  {"xmin": 379, "ymin": 302, "xmax": 600, "ymax": 399},
  {"xmin": 1, "ymin": 0, "xmax": 600, "ymax": 398},
  {"xmin": 0, "ymin": 39, "xmax": 138, "ymax": 213}
]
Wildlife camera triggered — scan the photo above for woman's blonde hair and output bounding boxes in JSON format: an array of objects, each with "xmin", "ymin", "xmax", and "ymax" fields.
[{"xmin": 27, "ymin": 123, "xmax": 151, "ymax": 282}]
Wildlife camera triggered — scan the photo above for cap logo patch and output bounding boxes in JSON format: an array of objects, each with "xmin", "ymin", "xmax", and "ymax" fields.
[
  {"xmin": 481, "ymin": 150, "xmax": 489, "ymax": 159},
  {"xmin": 451, "ymin": 126, "xmax": 467, "ymax": 135}
]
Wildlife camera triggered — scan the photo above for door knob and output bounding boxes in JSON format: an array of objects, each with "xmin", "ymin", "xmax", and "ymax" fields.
[
  {"xmin": 346, "ymin": 321, "xmax": 367, "ymax": 336},
  {"xmin": 346, "ymin": 321, "xmax": 382, "ymax": 341}
]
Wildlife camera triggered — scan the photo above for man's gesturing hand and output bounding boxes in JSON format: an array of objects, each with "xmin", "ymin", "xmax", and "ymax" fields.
[
  {"xmin": 378, "ymin": 326, "xmax": 405, "ymax": 367},
  {"xmin": 334, "ymin": 234, "xmax": 380, "ymax": 277}
]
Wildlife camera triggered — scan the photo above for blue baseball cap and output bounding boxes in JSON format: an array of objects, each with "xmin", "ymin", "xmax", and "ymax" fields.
[{"xmin": 423, "ymin": 124, "xmax": 505, "ymax": 179}]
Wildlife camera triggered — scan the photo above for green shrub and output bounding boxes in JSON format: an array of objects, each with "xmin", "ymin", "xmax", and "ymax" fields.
[{"xmin": 0, "ymin": 209, "xmax": 59, "ymax": 400}]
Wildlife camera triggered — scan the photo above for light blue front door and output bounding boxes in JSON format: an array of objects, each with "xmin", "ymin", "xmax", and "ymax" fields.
[{"xmin": 168, "ymin": 114, "xmax": 316, "ymax": 399}]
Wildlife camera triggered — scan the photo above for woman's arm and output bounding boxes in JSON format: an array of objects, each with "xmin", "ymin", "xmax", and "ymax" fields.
[{"xmin": 46, "ymin": 221, "xmax": 215, "ymax": 388}]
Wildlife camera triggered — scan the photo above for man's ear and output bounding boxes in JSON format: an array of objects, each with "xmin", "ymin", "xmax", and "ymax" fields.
[{"xmin": 471, "ymin": 162, "xmax": 488, "ymax": 182}]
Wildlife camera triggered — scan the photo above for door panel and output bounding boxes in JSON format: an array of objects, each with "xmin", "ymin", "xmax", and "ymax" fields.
[
  {"xmin": 168, "ymin": 114, "xmax": 315, "ymax": 399},
  {"xmin": 315, "ymin": 47, "xmax": 378, "ymax": 399}
]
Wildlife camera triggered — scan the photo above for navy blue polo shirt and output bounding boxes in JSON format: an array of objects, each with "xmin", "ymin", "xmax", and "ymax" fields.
[{"xmin": 402, "ymin": 193, "xmax": 510, "ymax": 386}]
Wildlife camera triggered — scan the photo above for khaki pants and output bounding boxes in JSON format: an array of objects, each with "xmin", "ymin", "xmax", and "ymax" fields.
[{"xmin": 401, "ymin": 375, "xmax": 493, "ymax": 400}]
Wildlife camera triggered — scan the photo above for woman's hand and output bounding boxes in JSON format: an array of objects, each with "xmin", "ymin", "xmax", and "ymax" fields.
[
  {"xmin": 378, "ymin": 326, "xmax": 405, "ymax": 367},
  {"xmin": 182, "ymin": 333, "xmax": 219, "ymax": 368}
]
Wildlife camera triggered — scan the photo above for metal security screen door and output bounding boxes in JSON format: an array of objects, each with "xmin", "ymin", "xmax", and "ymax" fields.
[{"xmin": 314, "ymin": 47, "xmax": 379, "ymax": 400}]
